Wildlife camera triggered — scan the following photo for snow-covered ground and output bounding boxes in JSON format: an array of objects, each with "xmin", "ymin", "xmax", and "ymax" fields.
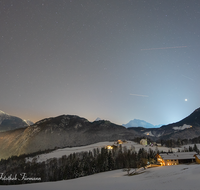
[
  {"xmin": 173, "ymin": 124, "xmax": 191, "ymax": 130},
  {"xmin": 26, "ymin": 141, "xmax": 200, "ymax": 163},
  {"xmin": 2, "ymin": 141, "xmax": 200, "ymax": 189},
  {"xmin": 2, "ymin": 164, "xmax": 200, "ymax": 190},
  {"xmin": 26, "ymin": 141, "xmax": 174, "ymax": 163},
  {"xmin": 26, "ymin": 141, "xmax": 115, "ymax": 162}
]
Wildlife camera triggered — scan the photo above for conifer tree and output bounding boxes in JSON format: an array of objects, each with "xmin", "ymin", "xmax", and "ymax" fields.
[
  {"xmin": 193, "ymin": 144, "xmax": 199, "ymax": 154},
  {"xmin": 107, "ymin": 151, "xmax": 114, "ymax": 170}
]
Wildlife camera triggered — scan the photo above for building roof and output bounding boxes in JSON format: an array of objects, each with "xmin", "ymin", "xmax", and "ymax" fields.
[{"xmin": 159, "ymin": 152, "xmax": 197, "ymax": 160}]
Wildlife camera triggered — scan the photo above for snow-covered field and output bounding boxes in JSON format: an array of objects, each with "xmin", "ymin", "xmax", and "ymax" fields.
[
  {"xmin": 26, "ymin": 141, "xmax": 200, "ymax": 163},
  {"xmin": 26, "ymin": 141, "xmax": 115, "ymax": 162},
  {"xmin": 2, "ymin": 141, "xmax": 200, "ymax": 189},
  {"xmin": 2, "ymin": 164, "xmax": 200, "ymax": 190},
  {"xmin": 180, "ymin": 143, "xmax": 200, "ymax": 150}
]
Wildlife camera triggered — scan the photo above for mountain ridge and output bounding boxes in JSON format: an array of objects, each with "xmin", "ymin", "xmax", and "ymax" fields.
[
  {"xmin": 123, "ymin": 119, "xmax": 163, "ymax": 128},
  {"xmin": 1, "ymin": 108, "xmax": 200, "ymax": 159},
  {"xmin": 129, "ymin": 108, "xmax": 200, "ymax": 139},
  {"xmin": 0, "ymin": 110, "xmax": 34, "ymax": 132},
  {"xmin": 0, "ymin": 114, "xmax": 139, "ymax": 159}
]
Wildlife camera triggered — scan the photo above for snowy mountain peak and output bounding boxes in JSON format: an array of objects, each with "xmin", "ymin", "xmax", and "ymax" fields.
[
  {"xmin": 0, "ymin": 110, "xmax": 33, "ymax": 132},
  {"xmin": 23, "ymin": 119, "xmax": 34, "ymax": 126},
  {"xmin": 0, "ymin": 110, "xmax": 7, "ymax": 115},
  {"xmin": 123, "ymin": 119, "xmax": 163, "ymax": 128},
  {"xmin": 95, "ymin": 117, "xmax": 102, "ymax": 121}
]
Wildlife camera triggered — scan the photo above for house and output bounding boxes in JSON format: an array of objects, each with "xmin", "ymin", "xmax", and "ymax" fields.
[
  {"xmin": 156, "ymin": 143, "xmax": 162, "ymax": 147},
  {"xmin": 155, "ymin": 152, "xmax": 197, "ymax": 166},
  {"xmin": 117, "ymin": 140, "xmax": 123, "ymax": 144},
  {"xmin": 194, "ymin": 154, "xmax": 200, "ymax": 164},
  {"xmin": 140, "ymin": 139, "xmax": 147, "ymax": 146}
]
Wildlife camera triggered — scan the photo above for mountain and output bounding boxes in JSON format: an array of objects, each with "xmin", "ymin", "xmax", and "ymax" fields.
[
  {"xmin": 123, "ymin": 119, "xmax": 163, "ymax": 128},
  {"xmin": 1, "ymin": 108, "xmax": 200, "ymax": 160},
  {"xmin": 158, "ymin": 108, "xmax": 200, "ymax": 139},
  {"xmin": 128, "ymin": 108, "xmax": 200, "ymax": 140},
  {"xmin": 0, "ymin": 110, "xmax": 34, "ymax": 132},
  {"xmin": 0, "ymin": 115, "xmax": 139, "ymax": 159}
]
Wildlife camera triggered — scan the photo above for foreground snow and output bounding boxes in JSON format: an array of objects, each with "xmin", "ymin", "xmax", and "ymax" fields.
[{"xmin": 2, "ymin": 164, "xmax": 200, "ymax": 190}]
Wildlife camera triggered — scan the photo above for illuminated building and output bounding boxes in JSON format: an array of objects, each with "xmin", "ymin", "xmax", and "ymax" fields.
[{"xmin": 156, "ymin": 152, "xmax": 197, "ymax": 166}]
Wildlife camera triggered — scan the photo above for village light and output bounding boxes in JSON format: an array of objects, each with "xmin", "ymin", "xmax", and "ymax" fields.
[{"xmin": 106, "ymin": 145, "xmax": 113, "ymax": 150}]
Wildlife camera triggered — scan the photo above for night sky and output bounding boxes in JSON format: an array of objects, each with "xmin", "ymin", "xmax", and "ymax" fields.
[{"xmin": 1, "ymin": 0, "xmax": 200, "ymax": 126}]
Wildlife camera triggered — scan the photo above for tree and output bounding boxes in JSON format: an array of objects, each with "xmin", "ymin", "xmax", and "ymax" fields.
[
  {"xmin": 107, "ymin": 151, "xmax": 114, "ymax": 170},
  {"xmin": 193, "ymin": 144, "xmax": 199, "ymax": 154},
  {"xmin": 189, "ymin": 146, "xmax": 193, "ymax": 152}
]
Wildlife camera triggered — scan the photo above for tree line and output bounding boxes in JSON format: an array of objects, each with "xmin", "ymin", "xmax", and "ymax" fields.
[{"xmin": 0, "ymin": 145, "xmax": 157, "ymax": 185}]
